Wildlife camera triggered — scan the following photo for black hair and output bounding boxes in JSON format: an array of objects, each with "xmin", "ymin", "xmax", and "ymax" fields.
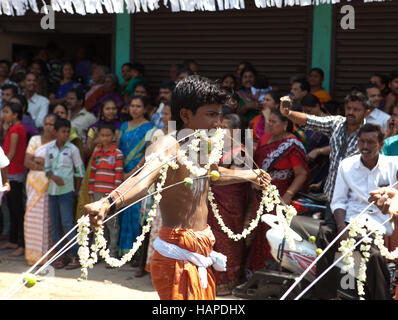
[
  {"xmin": 159, "ymin": 80, "xmax": 176, "ymax": 91},
  {"xmin": 45, "ymin": 113, "xmax": 58, "ymax": 122},
  {"xmin": 310, "ymin": 67, "xmax": 325, "ymax": 79},
  {"xmin": 292, "ymin": 77, "xmax": 311, "ymax": 92},
  {"xmin": 54, "ymin": 117, "xmax": 71, "ymax": 131},
  {"xmin": 221, "ymin": 73, "xmax": 237, "ymax": 85},
  {"xmin": 271, "ymin": 109, "xmax": 295, "ymax": 134},
  {"xmin": 131, "ymin": 62, "xmax": 145, "ymax": 76},
  {"xmin": 3, "ymin": 102, "xmax": 23, "ymax": 120},
  {"xmin": 98, "ymin": 122, "xmax": 116, "ymax": 133},
  {"xmin": 134, "ymin": 81, "xmax": 151, "ymax": 95},
  {"xmin": 178, "ymin": 67, "xmax": 194, "ymax": 77},
  {"xmin": 53, "ymin": 102, "xmax": 68, "ymax": 113},
  {"xmin": 265, "ymin": 90, "xmax": 283, "ymax": 105},
  {"xmin": 1, "ymin": 84, "xmax": 18, "ymax": 96},
  {"xmin": 344, "ymin": 92, "xmax": 371, "ymax": 110},
  {"xmin": 364, "ymin": 82, "xmax": 380, "ymax": 91},
  {"xmin": 358, "ymin": 123, "xmax": 384, "ymax": 143},
  {"xmin": 370, "ymin": 73, "xmax": 389, "ymax": 85},
  {"xmin": 24, "ymin": 72, "xmax": 37, "ymax": 81},
  {"xmin": 67, "ymin": 88, "xmax": 85, "ymax": 103},
  {"xmin": 171, "ymin": 75, "xmax": 228, "ymax": 130},
  {"xmin": 238, "ymin": 61, "xmax": 255, "ymax": 72},
  {"xmin": 301, "ymin": 93, "xmax": 321, "ymax": 108},
  {"xmin": 10, "ymin": 94, "xmax": 28, "ymax": 112}
]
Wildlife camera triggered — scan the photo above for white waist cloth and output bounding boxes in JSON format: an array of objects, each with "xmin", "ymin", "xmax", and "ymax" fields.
[{"xmin": 153, "ymin": 237, "xmax": 227, "ymax": 289}]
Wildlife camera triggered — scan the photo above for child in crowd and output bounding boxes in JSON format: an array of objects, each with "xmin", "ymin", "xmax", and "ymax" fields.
[
  {"xmin": 88, "ymin": 122, "xmax": 124, "ymax": 263},
  {"xmin": 45, "ymin": 117, "xmax": 85, "ymax": 269},
  {"xmin": 0, "ymin": 102, "xmax": 26, "ymax": 257}
]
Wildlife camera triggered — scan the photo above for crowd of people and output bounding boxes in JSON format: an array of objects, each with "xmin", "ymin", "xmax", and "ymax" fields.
[{"xmin": 1, "ymin": 41, "xmax": 398, "ymax": 299}]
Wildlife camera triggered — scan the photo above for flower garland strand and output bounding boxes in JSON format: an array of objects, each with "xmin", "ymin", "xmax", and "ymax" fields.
[
  {"xmin": 338, "ymin": 215, "xmax": 398, "ymax": 299},
  {"xmin": 77, "ymin": 164, "xmax": 169, "ymax": 278}
]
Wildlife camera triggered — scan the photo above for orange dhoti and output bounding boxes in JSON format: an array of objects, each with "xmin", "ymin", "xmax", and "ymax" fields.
[{"xmin": 150, "ymin": 225, "xmax": 218, "ymax": 300}]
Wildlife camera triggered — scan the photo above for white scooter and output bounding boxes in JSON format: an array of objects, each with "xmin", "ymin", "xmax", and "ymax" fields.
[{"xmin": 233, "ymin": 210, "xmax": 397, "ymax": 300}]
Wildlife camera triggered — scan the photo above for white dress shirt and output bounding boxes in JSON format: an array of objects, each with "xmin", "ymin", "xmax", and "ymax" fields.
[
  {"xmin": 366, "ymin": 108, "xmax": 391, "ymax": 133},
  {"xmin": 27, "ymin": 92, "xmax": 49, "ymax": 128},
  {"xmin": 331, "ymin": 154, "xmax": 398, "ymax": 236}
]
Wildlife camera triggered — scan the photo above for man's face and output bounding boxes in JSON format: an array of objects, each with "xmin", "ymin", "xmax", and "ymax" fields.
[
  {"xmin": 290, "ymin": 82, "xmax": 307, "ymax": 102},
  {"xmin": 389, "ymin": 78, "xmax": 398, "ymax": 96},
  {"xmin": 366, "ymin": 87, "xmax": 382, "ymax": 109},
  {"xmin": 308, "ymin": 71, "xmax": 322, "ymax": 88},
  {"xmin": 66, "ymin": 92, "xmax": 81, "ymax": 110},
  {"xmin": 158, "ymin": 88, "xmax": 172, "ymax": 103},
  {"xmin": 1, "ymin": 88, "xmax": 14, "ymax": 105},
  {"xmin": 56, "ymin": 126, "xmax": 70, "ymax": 144},
  {"xmin": 181, "ymin": 104, "xmax": 223, "ymax": 130},
  {"xmin": 358, "ymin": 131, "xmax": 382, "ymax": 164},
  {"xmin": 345, "ymin": 101, "xmax": 368, "ymax": 126},
  {"xmin": 0, "ymin": 63, "xmax": 9, "ymax": 78},
  {"xmin": 24, "ymin": 74, "xmax": 37, "ymax": 92}
]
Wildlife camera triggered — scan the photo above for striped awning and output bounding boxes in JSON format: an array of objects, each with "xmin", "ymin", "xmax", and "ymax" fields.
[{"xmin": 0, "ymin": 0, "xmax": 390, "ymax": 15}]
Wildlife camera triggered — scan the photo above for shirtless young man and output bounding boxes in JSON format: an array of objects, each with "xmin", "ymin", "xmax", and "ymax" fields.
[{"xmin": 84, "ymin": 75, "xmax": 271, "ymax": 300}]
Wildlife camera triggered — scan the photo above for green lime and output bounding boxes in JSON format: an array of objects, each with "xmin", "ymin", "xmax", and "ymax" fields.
[
  {"xmin": 210, "ymin": 170, "xmax": 220, "ymax": 181},
  {"xmin": 315, "ymin": 248, "xmax": 323, "ymax": 256},
  {"xmin": 24, "ymin": 274, "xmax": 37, "ymax": 288},
  {"xmin": 184, "ymin": 177, "xmax": 193, "ymax": 188},
  {"xmin": 309, "ymin": 236, "xmax": 316, "ymax": 243}
]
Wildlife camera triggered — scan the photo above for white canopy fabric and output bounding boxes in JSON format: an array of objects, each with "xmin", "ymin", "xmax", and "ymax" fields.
[{"xmin": 0, "ymin": 0, "xmax": 390, "ymax": 15}]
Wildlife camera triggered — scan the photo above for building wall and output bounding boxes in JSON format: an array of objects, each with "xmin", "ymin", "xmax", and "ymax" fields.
[{"xmin": 130, "ymin": 2, "xmax": 313, "ymax": 94}]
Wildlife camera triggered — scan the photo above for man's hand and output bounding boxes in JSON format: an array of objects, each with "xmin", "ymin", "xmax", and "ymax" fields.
[
  {"xmin": 84, "ymin": 199, "xmax": 110, "ymax": 228},
  {"xmin": 253, "ymin": 169, "xmax": 272, "ymax": 190},
  {"xmin": 369, "ymin": 187, "xmax": 398, "ymax": 217},
  {"xmin": 307, "ymin": 149, "xmax": 320, "ymax": 162},
  {"xmin": 280, "ymin": 96, "xmax": 292, "ymax": 117}
]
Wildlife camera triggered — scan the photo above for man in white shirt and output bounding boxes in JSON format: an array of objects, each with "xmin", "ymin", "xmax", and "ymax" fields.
[
  {"xmin": 365, "ymin": 83, "xmax": 390, "ymax": 133},
  {"xmin": 314, "ymin": 123, "xmax": 396, "ymax": 300},
  {"xmin": 24, "ymin": 72, "xmax": 49, "ymax": 129},
  {"xmin": 66, "ymin": 88, "xmax": 96, "ymax": 145}
]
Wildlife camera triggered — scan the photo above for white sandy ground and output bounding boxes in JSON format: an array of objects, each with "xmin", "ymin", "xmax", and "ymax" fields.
[{"xmin": 0, "ymin": 247, "xmax": 240, "ymax": 300}]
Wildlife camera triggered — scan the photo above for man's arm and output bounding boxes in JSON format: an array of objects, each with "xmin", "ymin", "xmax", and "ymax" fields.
[
  {"xmin": 212, "ymin": 166, "xmax": 271, "ymax": 189},
  {"xmin": 85, "ymin": 135, "xmax": 177, "ymax": 227}
]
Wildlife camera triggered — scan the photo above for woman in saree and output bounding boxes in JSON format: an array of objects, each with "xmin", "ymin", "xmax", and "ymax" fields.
[
  {"xmin": 236, "ymin": 66, "xmax": 261, "ymax": 124},
  {"xmin": 23, "ymin": 114, "xmax": 57, "ymax": 266},
  {"xmin": 207, "ymin": 113, "xmax": 251, "ymax": 296},
  {"xmin": 75, "ymin": 98, "xmax": 122, "ymax": 222},
  {"xmin": 118, "ymin": 95, "xmax": 157, "ymax": 258},
  {"xmin": 246, "ymin": 109, "xmax": 309, "ymax": 273},
  {"xmin": 308, "ymin": 68, "xmax": 332, "ymax": 106},
  {"xmin": 248, "ymin": 90, "xmax": 282, "ymax": 147}
]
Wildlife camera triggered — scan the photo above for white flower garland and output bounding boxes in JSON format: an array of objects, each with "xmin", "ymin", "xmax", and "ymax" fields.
[
  {"xmin": 338, "ymin": 215, "xmax": 398, "ymax": 299},
  {"xmin": 77, "ymin": 164, "xmax": 169, "ymax": 278}
]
